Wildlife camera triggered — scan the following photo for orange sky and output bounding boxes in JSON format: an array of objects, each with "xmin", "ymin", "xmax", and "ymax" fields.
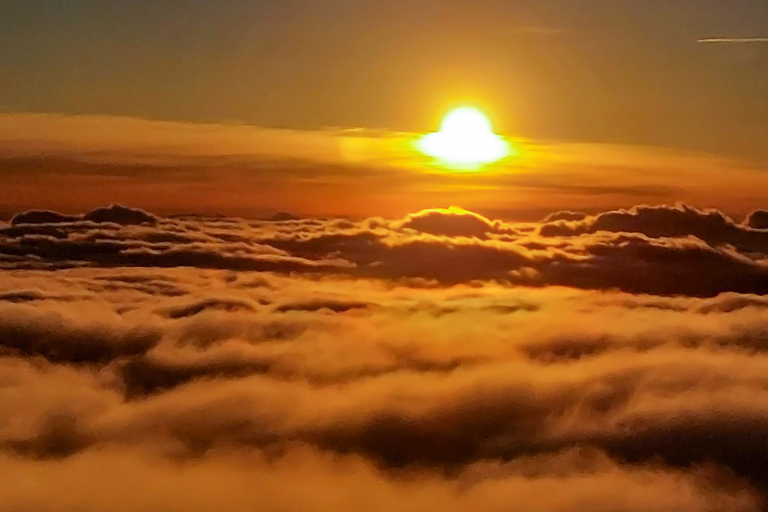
[{"xmin": 1, "ymin": 113, "xmax": 767, "ymax": 220}]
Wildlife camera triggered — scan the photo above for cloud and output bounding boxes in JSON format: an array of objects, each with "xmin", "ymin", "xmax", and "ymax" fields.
[
  {"xmin": 158, "ymin": 298, "xmax": 258, "ymax": 319},
  {"xmin": 11, "ymin": 204, "xmax": 156, "ymax": 227},
  {"xmin": 539, "ymin": 203, "xmax": 768, "ymax": 252},
  {"xmin": 274, "ymin": 300, "xmax": 373, "ymax": 314},
  {"xmin": 2, "ymin": 113, "xmax": 768, "ymax": 220},
  {"xmin": 746, "ymin": 210, "xmax": 768, "ymax": 230},
  {"xmin": 0, "ymin": 446, "xmax": 757, "ymax": 512},
  {"xmin": 397, "ymin": 207, "xmax": 512, "ymax": 238},
  {"xmin": 698, "ymin": 38, "xmax": 768, "ymax": 44},
  {"xmin": 0, "ymin": 302, "xmax": 160, "ymax": 364},
  {"xmin": 3, "ymin": 203, "xmax": 768, "ymax": 296},
  {"xmin": 83, "ymin": 204, "xmax": 157, "ymax": 225},
  {"xmin": 10, "ymin": 210, "xmax": 81, "ymax": 225},
  {"xmin": 1, "ymin": 279, "xmax": 768, "ymax": 510},
  {"xmin": 4, "ymin": 204, "xmax": 768, "ymax": 510}
]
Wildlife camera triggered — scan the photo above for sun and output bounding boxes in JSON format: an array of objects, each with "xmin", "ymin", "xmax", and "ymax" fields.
[{"xmin": 416, "ymin": 107, "xmax": 514, "ymax": 170}]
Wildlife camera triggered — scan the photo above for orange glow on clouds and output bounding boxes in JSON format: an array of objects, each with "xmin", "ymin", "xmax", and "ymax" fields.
[{"xmin": 2, "ymin": 113, "xmax": 768, "ymax": 220}]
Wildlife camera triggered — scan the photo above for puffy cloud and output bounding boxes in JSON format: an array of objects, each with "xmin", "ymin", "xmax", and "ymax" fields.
[
  {"xmin": 0, "ymin": 446, "xmax": 758, "ymax": 512},
  {"xmin": 11, "ymin": 204, "xmax": 155, "ymax": 227},
  {"xmin": 10, "ymin": 210, "xmax": 80, "ymax": 226},
  {"xmin": 3, "ymin": 204, "xmax": 768, "ymax": 510},
  {"xmin": 159, "ymin": 298, "xmax": 257, "ymax": 319},
  {"xmin": 539, "ymin": 204, "xmax": 768, "ymax": 252},
  {"xmin": 0, "ymin": 302, "xmax": 160, "ymax": 364},
  {"xmin": 83, "ymin": 204, "xmax": 157, "ymax": 225},
  {"xmin": 398, "ymin": 207, "xmax": 510, "ymax": 238},
  {"xmin": 542, "ymin": 210, "xmax": 589, "ymax": 223},
  {"xmin": 746, "ymin": 210, "xmax": 768, "ymax": 230},
  {"xmin": 3, "ymin": 204, "xmax": 768, "ymax": 297}
]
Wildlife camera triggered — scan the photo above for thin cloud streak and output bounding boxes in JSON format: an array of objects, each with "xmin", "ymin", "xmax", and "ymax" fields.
[{"xmin": 698, "ymin": 37, "xmax": 768, "ymax": 44}]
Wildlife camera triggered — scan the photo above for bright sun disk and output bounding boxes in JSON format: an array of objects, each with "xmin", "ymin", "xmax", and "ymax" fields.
[{"xmin": 417, "ymin": 107, "xmax": 513, "ymax": 170}]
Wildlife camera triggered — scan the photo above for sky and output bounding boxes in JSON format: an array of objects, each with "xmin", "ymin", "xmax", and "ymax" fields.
[
  {"xmin": 6, "ymin": 3, "xmax": 768, "ymax": 511},
  {"xmin": 1, "ymin": 0, "xmax": 768, "ymax": 159}
]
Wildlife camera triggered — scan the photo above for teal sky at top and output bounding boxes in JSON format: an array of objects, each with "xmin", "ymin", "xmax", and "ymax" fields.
[{"xmin": 1, "ymin": 0, "xmax": 767, "ymax": 160}]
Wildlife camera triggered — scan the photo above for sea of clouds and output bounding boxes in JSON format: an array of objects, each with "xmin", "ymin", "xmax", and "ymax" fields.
[{"xmin": 2, "ymin": 203, "xmax": 768, "ymax": 511}]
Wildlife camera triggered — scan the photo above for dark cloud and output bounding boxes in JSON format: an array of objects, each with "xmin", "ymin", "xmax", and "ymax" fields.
[
  {"xmin": 0, "ymin": 223, "xmax": 348, "ymax": 275},
  {"xmin": 10, "ymin": 210, "xmax": 80, "ymax": 226},
  {"xmin": 83, "ymin": 204, "xmax": 157, "ymax": 225},
  {"xmin": 274, "ymin": 300, "xmax": 373, "ymax": 314},
  {"xmin": 269, "ymin": 212, "xmax": 300, "ymax": 222},
  {"xmin": 542, "ymin": 210, "xmax": 589, "ymax": 223},
  {"xmin": 6, "ymin": 414, "xmax": 93, "ymax": 459},
  {"xmin": 746, "ymin": 210, "xmax": 768, "ymax": 230},
  {"xmin": 539, "ymin": 204, "xmax": 768, "ymax": 253},
  {"xmin": 11, "ymin": 204, "xmax": 156, "ymax": 226},
  {"xmin": 0, "ymin": 289, "xmax": 77, "ymax": 303},
  {"xmin": 117, "ymin": 354, "xmax": 272, "ymax": 399},
  {"xmin": 4, "ymin": 203, "xmax": 768, "ymax": 296},
  {"xmin": 159, "ymin": 298, "xmax": 257, "ymax": 319},
  {"xmin": 0, "ymin": 304, "xmax": 160, "ymax": 364},
  {"xmin": 398, "ymin": 207, "xmax": 509, "ymax": 238},
  {"xmin": 87, "ymin": 273, "xmax": 190, "ymax": 297},
  {"xmin": 260, "ymin": 211, "xmax": 768, "ymax": 295}
]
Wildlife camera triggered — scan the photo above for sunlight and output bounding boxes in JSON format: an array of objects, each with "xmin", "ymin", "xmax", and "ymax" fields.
[{"xmin": 416, "ymin": 107, "xmax": 514, "ymax": 170}]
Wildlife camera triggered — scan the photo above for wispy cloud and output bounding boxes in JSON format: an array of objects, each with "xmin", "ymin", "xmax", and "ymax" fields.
[
  {"xmin": 1, "ymin": 113, "xmax": 768, "ymax": 221},
  {"xmin": 698, "ymin": 37, "xmax": 768, "ymax": 44}
]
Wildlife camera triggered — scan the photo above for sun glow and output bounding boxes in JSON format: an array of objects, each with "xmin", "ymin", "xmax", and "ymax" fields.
[{"xmin": 417, "ymin": 107, "xmax": 514, "ymax": 170}]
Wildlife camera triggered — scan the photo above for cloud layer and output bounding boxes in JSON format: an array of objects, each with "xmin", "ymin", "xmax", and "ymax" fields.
[
  {"xmin": 2, "ymin": 113, "xmax": 768, "ymax": 220},
  {"xmin": 3, "ymin": 203, "xmax": 768, "ymax": 511},
  {"xmin": 3, "ymin": 203, "xmax": 768, "ymax": 296}
]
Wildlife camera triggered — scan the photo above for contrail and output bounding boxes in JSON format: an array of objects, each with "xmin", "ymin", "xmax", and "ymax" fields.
[{"xmin": 698, "ymin": 37, "xmax": 768, "ymax": 43}]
